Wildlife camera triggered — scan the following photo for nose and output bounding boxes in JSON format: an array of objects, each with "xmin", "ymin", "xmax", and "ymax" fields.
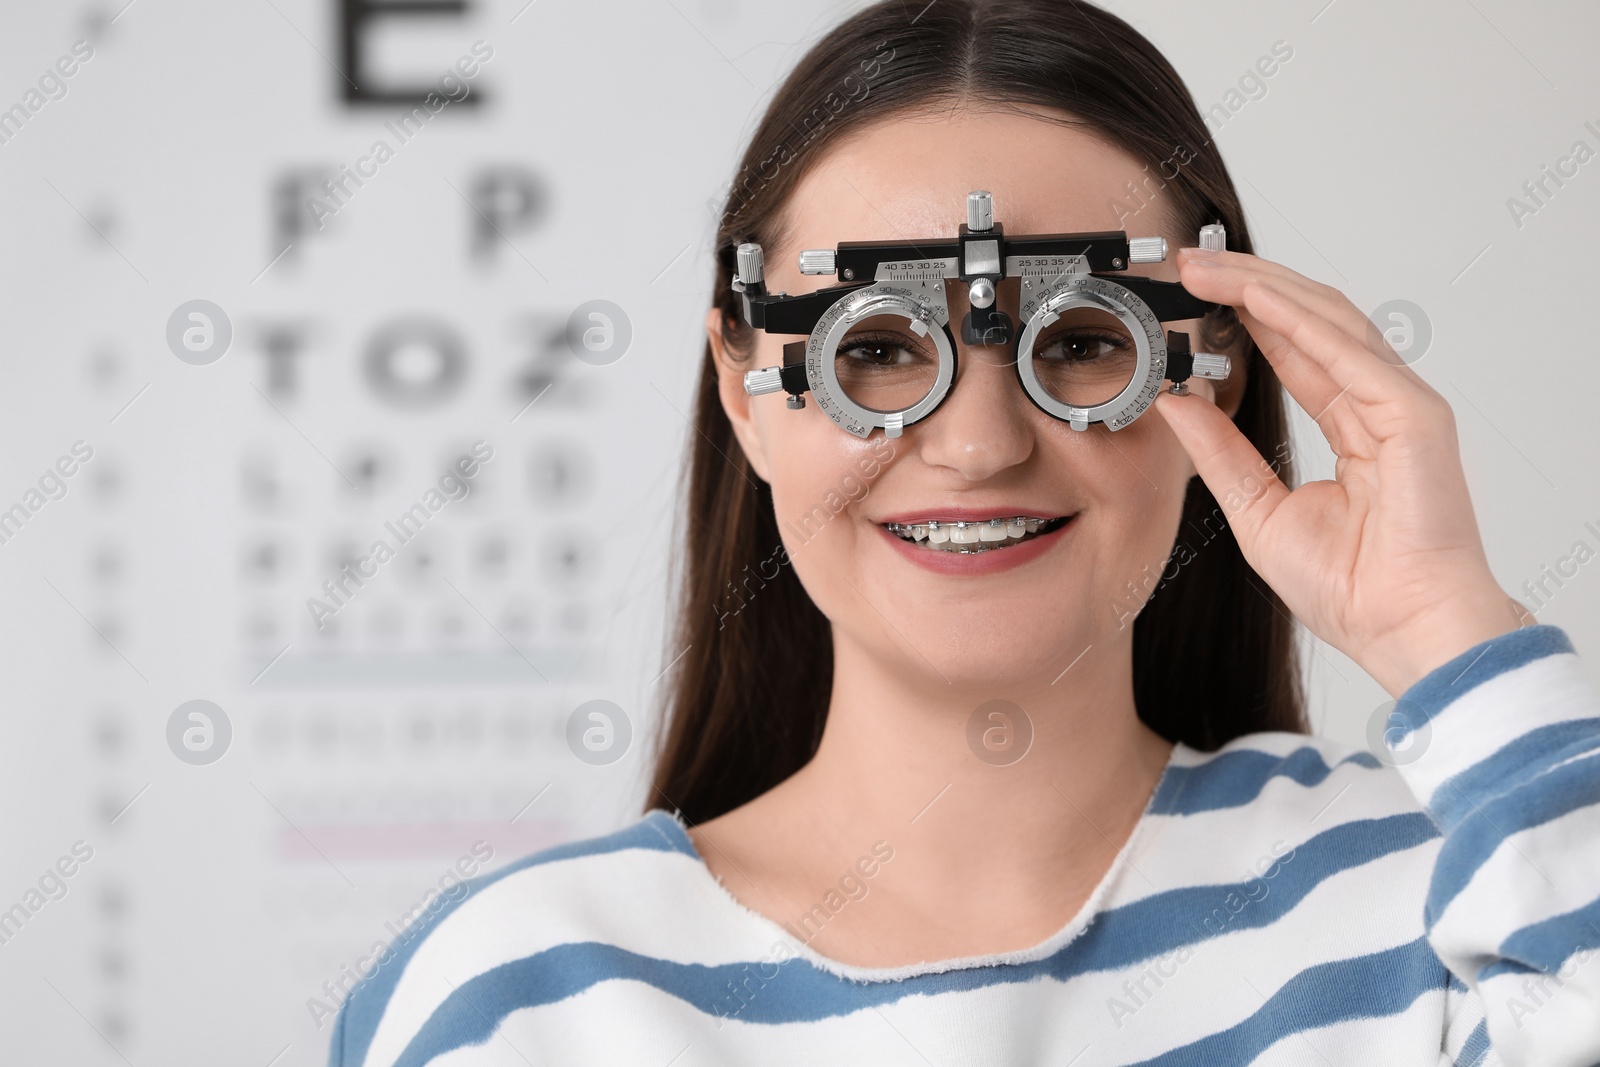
[{"xmin": 913, "ymin": 282, "xmax": 1036, "ymax": 480}]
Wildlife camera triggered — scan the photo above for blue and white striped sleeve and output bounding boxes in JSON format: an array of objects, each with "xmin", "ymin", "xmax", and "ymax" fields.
[{"xmin": 1383, "ymin": 624, "xmax": 1600, "ymax": 1066}]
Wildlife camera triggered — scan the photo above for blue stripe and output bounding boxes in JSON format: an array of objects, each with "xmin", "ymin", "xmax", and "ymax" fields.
[
  {"xmin": 330, "ymin": 811, "xmax": 696, "ymax": 1067},
  {"xmin": 1454, "ymin": 1018, "xmax": 1491, "ymax": 1067},
  {"xmin": 1430, "ymin": 717, "xmax": 1600, "ymax": 832},
  {"xmin": 1148, "ymin": 746, "xmax": 1381, "ymax": 817},
  {"xmin": 1124, "ymin": 938, "xmax": 1450, "ymax": 1066},
  {"xmin": 384, "ymin": 812, "xmax": 1439, "ymax": 1061},
  {"xmin": 1477, "ymin": 892, "xmax": 1600, "ymax": 983},
  {"xmin": 1426, "ymin": 751, "xmax": 1600, "ymax": 925},
  {"xmin": 393, "ymin": 943, "xmax": 917, "ymax": 1064},
  {"xmin": 1390, "ymin": 625, "xmax": 1572, "ymax": 741}
]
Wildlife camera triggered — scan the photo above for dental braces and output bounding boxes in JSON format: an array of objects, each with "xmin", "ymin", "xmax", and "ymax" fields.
[{"xmin": 883, "ymin": 515, "xmax": 1064, "ymax": 542}]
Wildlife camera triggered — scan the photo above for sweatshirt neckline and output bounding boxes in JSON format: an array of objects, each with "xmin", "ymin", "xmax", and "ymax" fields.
[{"xmin": 647, "ymin": 741, "xmax": 1185, "ymax": 984}]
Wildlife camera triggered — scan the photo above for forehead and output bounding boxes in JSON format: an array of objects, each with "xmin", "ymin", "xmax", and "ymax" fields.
[{"xmin": 771, "ymin": 106, "xmax": 1171, "ymax": 286}]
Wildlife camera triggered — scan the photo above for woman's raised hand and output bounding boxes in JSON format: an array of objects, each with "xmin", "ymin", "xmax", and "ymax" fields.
[{"xmin": 1154, "ymin": 247, "xmax": 1530, "ymax": 697}]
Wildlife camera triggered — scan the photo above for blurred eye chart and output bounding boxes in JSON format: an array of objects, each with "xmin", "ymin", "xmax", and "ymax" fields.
[{"xmin": 0, "ymin": 1, "xmax": 830, "ymax": 1061}]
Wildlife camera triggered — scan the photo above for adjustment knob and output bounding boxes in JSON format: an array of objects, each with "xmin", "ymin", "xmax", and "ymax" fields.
[
  {"xmin": 1198, "ymin": 224, "xmax": 1226, "ymax": 253},
  {"xmin": 743, "ymin": 366, "xmax": 784, "ymax": 396},
  {"xmin": 798, "ymin": 249, "xmax": 837, "ymax": 275},
  {"xmin": 1128, "ymin": 237, "xmax": 1167, "ymax": 264},
  {"xmin": 968, "ymin": 277, "xmax": 996, "ymax": 309},
  {"xmin": 736, "ymin": 243, "xmax": 765, "ymax": 286},
  {"xmin": 1191, "ymin": 352, "xmax": 1231, "ymax": 380},
  {"xmin": 967, "ymin": 190, "xmax": 994, "ymax": 232}
]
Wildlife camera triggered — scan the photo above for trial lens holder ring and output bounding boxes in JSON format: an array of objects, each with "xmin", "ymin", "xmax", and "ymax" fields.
[
  {"xmin": 1015, "ymin": 273, "xmax": 1165, "ymax": 433},
  {"xmin": 810, "ymin": 275, "xmax": 957, "ymax": 440}
]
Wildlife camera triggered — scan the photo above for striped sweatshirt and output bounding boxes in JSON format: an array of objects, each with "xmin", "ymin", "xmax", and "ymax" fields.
[{"xmin": 328, "ymin": 625, "xmax": 1600, "ymax": 1066}]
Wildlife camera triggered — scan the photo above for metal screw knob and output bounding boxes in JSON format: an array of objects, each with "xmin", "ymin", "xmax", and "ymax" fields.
[
  {"xmin": 736, "ymin": 243, "xmax": 765, "ymax": 286},
  {"xmin": 967, "ymin": 190, "xmax": 994, "ymax": 232},
  {"xmin": 969, "ymin": 277, "xmax": 996, "ymax": 309},
  {"xmin": 1191, "ymin": 352, "xmax": 1231, "ymax": 380},
  {"xmin": 1198, "ymin": 224, "xmax": 1226, "ymax": 253},
  {"xmin": 1128, "ymin": 237, "xmax": 1167, "ymax": 264},
  {"xmin": 743, "ymin": 366, "xmax": 783, "ymax": 396},
  {"xmin": 798, "ymin": 249, "xmax": 837, "ymax": 275}
]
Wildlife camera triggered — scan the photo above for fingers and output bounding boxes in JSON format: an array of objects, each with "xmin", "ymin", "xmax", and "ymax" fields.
[
  {"xmin": 1174, "ymin": 247, "xmax": 1425, "ymax": 410},
  {"xmin": 1177, "ymin": 249, "xmax": 1373, "ymax": 348},
  {"xmin": 1175, "ymin": 253, "xmax": 1348, "ymax": 417},
  {"xmin": 1152, "ymin": 388, "xmax": 1289, "ymax": 550},
  {"xmin": 1238, "ymin": 280, "xmax": 1426, "ymax": 412},
  {"xmin": 1228, "ymin": 303, "xmax": 1349, "ymax": 422},
  {"xmin": 1177, "ymin": 249, "xmax": 1431, "ymax": 391},
  {"xmin": 1168, "ymin": 248, "xmax": 1441, "ymax": 462}
]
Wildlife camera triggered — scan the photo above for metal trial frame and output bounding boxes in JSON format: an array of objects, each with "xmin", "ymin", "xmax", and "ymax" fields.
[{"xmin": 731, "ymin": 190, "xmax": 1233, "ymax": 438}]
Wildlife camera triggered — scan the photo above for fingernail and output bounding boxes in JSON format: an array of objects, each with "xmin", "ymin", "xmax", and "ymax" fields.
[{"xmin": 1179, "ymin": 246, "xmax": 1220, "ymax": 261}]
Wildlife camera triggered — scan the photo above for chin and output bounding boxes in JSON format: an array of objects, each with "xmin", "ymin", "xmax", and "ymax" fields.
[{"xmin": 913, "ymin": 613, "xmax": 1095, "ymax": 692}]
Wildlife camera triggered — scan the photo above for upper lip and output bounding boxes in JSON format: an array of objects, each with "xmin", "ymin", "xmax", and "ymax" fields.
[{"xmin": 875, "ymin": 506, "xmax": 1073, "ymax": 524}]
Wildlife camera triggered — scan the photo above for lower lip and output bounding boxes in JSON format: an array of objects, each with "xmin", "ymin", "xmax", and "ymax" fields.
[{"xmin": 875, "ymin": 517, "xmax": 1076, "ymax": 576}]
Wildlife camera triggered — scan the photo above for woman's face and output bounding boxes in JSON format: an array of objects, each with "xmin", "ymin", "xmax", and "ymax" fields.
[{"xmin": 711, "ymin": 108, "xmax": 1245, "ymax": 692}]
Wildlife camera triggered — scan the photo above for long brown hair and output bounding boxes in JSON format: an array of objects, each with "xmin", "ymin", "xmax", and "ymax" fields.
[{"xmin": 649, "ymin": 0, "xmax": 1305, "ymax": 824}]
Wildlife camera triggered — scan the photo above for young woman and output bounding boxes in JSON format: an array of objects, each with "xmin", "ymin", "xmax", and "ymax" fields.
[{"xmin": 329, "ymin": 2, "xmax": 1600, "ymax": 1064}]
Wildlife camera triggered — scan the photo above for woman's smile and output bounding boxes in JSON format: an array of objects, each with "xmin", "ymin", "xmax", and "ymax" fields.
[{"xmin": 871, "ymin": 508, "xmax": 1077, "ymax": 575}]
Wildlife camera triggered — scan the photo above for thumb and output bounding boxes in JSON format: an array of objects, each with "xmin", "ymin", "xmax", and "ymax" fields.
[{"xmin": 1151, "ymin": 389, "xmax": 1288, "ymax": 548}]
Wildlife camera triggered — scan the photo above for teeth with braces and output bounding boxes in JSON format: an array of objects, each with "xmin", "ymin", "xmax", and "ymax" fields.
[{"xmin": 882, "ymin": 516, "xmax": 1065, "ymax": 553}]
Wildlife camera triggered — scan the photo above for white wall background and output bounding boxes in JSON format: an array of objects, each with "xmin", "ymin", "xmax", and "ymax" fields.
[{"xmin": 0, "ymin": 0, "xmax": 1594, "ymax": 1062}]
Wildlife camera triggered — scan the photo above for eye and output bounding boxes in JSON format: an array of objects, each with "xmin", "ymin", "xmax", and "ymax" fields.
[
  {"xmin": 833, "ymin": 318, "xmax": 942, "ymax": 413},
  {"xmin": 1036, "ymin": 329, "xmax": 1131, "ymax": 363},
  {"xmin": 837, "ymin": 331, "xmax": 927, "ymax": 367}
]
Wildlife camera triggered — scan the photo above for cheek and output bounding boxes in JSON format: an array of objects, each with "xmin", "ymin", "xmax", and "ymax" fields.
[
  {"xmin": 756, "ymin": 396, "xmax": 883, "ymax": 585},
  {"xmin": 1070, "ymin": 416, "xmax": 1195, "ymax": 595},
  {"xmin": 1118, "ymin": 403, "xmax": 1200, "ymax": 489}
]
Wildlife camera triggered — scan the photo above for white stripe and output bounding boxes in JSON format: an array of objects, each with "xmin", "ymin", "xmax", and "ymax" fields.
[{"xmin": 1478, "ymin": 954, "xmax": 1600, "ymax": 1067}]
